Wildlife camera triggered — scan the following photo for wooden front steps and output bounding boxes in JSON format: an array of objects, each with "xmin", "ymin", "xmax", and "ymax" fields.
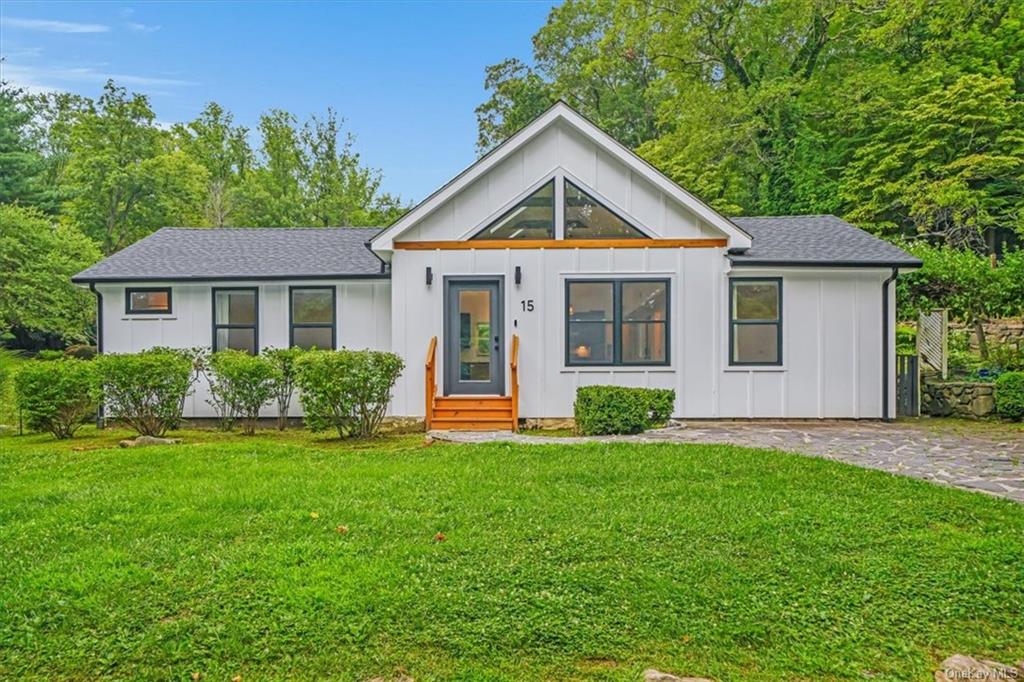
[
  {"xmin": 425, "ymin": 335, "xmax": 520, "ymax": 432},
  {"xmin": 430, "ymin": 396, "xmax": 515, "ymax": 431}
]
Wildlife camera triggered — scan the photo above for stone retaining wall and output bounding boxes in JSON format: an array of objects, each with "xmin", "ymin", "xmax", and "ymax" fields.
[
  {"xmin": 921, "ymin": 380, "xmax": 996, "ymax": 418},
  {"xmin": 950, "ymin": 318, "xmax": 1024, "ymax": 350}
]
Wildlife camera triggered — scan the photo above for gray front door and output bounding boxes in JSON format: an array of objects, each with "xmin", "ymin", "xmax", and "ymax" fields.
[{"xmin": 444, "ymin": 278, "xmax": 504, "ymax": 395}]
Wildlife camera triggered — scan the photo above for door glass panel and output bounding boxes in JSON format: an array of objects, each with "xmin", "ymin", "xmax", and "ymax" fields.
[{"xmin": 458, "ymin": 289, "xmax": 492, "ymax": 381}]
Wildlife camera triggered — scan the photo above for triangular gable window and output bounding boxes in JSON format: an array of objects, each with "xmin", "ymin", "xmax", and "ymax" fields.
[
  {"xmin": 471, "ymin": 180, "xmax": 554, "ymax": 240},
  {"xmin": 565, "ymin": 179, "xmax": 646, "ymax": 239}
]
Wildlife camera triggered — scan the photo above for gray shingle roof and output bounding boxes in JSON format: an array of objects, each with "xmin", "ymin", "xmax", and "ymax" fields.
[
  {"xmin": 729, "ymin": 215, "xmax": 922, "ymax": 267},
  {"xmin": 72, "ymin": 227, "xmax": 387, "ymax": 283}
]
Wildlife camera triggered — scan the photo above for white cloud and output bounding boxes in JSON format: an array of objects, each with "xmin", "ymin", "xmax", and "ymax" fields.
[
  {"xmin": 2, "ymin": 17, "xmax": 110, "ymax": 33},
  {"xmin": 126, "ymin": 21, "xmax": 160, "ymax": 33},
  {"xmin": 2, "ymin": 63, "xmax": 197, "ymax": 91}
]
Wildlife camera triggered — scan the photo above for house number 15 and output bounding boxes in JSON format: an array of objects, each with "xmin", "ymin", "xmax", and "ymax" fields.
[{"xmin": 520, "ymin": 299, "xmax": 535, "ymax": 312}]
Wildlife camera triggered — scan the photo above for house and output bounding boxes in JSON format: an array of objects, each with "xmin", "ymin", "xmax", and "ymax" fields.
[{"xmin": 72, "ymin": 102, "xmax": 922, "ymax": 428}]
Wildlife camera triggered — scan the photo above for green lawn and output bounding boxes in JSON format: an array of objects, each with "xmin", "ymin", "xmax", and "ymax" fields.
[{"xmin": 1, "ymin": 428, "xmax": 1022, "ymax": 681}]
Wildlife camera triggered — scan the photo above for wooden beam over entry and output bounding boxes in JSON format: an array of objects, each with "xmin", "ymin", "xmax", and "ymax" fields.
[{"xmin": 393, "ymin": 238, "xmax": 727, "ymax": 250}]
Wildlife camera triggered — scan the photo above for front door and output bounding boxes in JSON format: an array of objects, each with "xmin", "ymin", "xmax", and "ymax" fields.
[{"xmin": 445, "ymin": 278, "xmax": 504, "ymax": 395}]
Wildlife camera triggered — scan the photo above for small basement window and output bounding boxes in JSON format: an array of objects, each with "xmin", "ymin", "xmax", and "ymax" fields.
[
  {"xmin": 213, "ymin": 288, "xmax": 258, "ymax": 354},
  {"xmin": 290, "ymin": 287, "xmax": 336, "ymax": 350},
  {"xmin": 566, "ymin": 279, "xmax": 669, "ymax": 366},
  {"xmin": 125, "ymin": 288, "xmax": 172, "ymax": 314},
  {"xmin": 729, "ymin": 278, "xmax": 782, "ymax": 365}
]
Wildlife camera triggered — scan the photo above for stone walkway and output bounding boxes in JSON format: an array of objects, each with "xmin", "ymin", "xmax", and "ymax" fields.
[{"xmin": 431, "ymin": 421, "xmax": 1024, "ymax": 503}]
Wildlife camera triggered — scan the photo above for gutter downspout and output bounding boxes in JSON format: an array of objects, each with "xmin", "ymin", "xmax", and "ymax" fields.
[
  {"xmin": 881, "ymin": 268, "xmax": 898, "ymax": 422},
  {"xmin": 89, "ymin": 283, "xmax": 104, "ymax": 429}
]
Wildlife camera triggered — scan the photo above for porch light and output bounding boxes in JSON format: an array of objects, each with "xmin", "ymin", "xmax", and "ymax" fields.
[
  {"xmin": 426, "ymin": 267, "xmax": 433, "ymax": 286},
  {"xmin": 514, "ymin": 265, "xmax": 522, "ymax": 286}
]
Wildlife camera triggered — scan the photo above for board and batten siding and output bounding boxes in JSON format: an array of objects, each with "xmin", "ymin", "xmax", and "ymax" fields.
[
  {"xmin": 96, "ymin": 280, "xmax": 391, "ymax": 418},
  {"xmin": 389, "ymin": 247, "xmax": 892, "ymax": 420},
  {"xmin": 400, "ymin": 121, "xmax": 721, "ymax": 243}
]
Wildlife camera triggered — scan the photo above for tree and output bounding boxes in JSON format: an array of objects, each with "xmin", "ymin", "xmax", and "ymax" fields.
[
  {"xmin": 0, "ymin": 84, "xmax": 53, "ymax": 210},
  {"xmin": 232, "ymin": 109, "xmax": 306, "ymax": 227},
  {"xmin": 174, "ymin": 102, "xmax": 253, "ymax": 226},
  {"xmin": 0, "ymin": 204, "xmax": 101, "ymax": 347},
  {"xmin": 476, "ymin": 0, "xmax": 1024, "ymax": 249},
  {"xmin": 62, "ymin": 81, "xmax": 208, "ymax": 254}
]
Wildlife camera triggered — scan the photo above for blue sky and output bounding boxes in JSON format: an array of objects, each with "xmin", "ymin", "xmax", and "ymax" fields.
[{"xmin": 0, "ymin": 1, "xmax": 556, "ymax": 202}]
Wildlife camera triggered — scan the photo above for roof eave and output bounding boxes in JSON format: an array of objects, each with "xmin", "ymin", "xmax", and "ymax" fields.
[
  {"xmin": 728, "ymin": 258, "xmax": 923, "ymax": 269},
  {"xmin": 71, "ymin": 272, "xmax": 391, "ymax": 284}
]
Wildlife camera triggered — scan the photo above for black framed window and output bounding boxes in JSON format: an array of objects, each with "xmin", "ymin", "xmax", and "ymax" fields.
[
  {"xmin": 213, "ymin": 288, "xmax": 258, "ymax": 355},
  {"xmin": 564, "ymin": 179, "xmax": 646, "ymax": 239},
  {"xmin": 471, "ymin": 180, "xmax": 554, "ymax": 240},
  {"xmin": 729, "ymin": 278, "xmax": 782, "ymax": 366},
  {"xmin": 126, "ymin": 288, "xmax": 171, "ymax": 314},
  {"xmin": 289, "ymin": 286, "xmax": 336, "ymax": 350},
  {"xmin": 566, "ymin": 279, "xmax": 669, "ymax": 366}
]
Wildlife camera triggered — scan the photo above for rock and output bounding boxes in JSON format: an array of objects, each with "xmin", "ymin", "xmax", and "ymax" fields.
[
  {"xmin": 119, "ymin": 436, "xmax": 182, "ymax": 448},
  {"xmin": 642, "ymin": 670, "xmax": 711, "ymax": 682},
  {"xmin": 934, "ymin": 654, "xmax": 1021, "ymax": 682},
  {"xmin": 970, "ymin": 395, "xmax": 995, "ymax": 417}
]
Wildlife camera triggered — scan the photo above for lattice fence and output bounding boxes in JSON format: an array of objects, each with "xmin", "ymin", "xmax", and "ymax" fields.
[{"xmin": 918, "ymin": 309, "xmax": 948, "ymax": 379}]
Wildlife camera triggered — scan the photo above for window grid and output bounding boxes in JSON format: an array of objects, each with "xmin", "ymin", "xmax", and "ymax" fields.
[
  {"xmin": 728, "ymin": 278, "xmax": 783, "ymax": 366},
  {"xmin": 212, "ymin": 287, "xmax": 259, "ymax": 355},
  {"xmin": 289, "ymin": 286, "xmax": 336, "ymax": 350},
  {"xmin": 565, "ymin": 278, "xmax": 670, "ymax": 367}
]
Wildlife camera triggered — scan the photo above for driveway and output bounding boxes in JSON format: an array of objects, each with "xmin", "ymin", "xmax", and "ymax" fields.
[{"xmin": 433, "ymin": 421, "xmax": 1024, "ymax": 503}]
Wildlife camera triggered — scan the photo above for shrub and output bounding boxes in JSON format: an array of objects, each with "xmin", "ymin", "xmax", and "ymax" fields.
[
  {"xmin": 207, "ymin": 350, "xmax": 278, "ymax": 435},
  {"xmin": 36, "ymin": 350, "xmax": 65, "ymax": 361},
  {"xmin": 988, "ymin": 342, "xmax": 1024, "ymax": 373},
  {"xmin": 14, "ymin": 358, "xmax": 99, "ymax": 439},
  {"xmin": 96, "ymin": 349, "xmax": 195, "ymax": 436},
  {"xmin": 65, "ymin": 344, "xmax": 97, "ymax": 360},
  {"xmin": 264, "ymin": 347, "xmax": 305, "ymax": 430},
  {"xmin": 574, "ymin": 386, "xmax": 676, "ymax": 435},
  {"xmin": 994, "ymin": 372, "xmax": 1024, "ymax": 421},
  {"xmin": 295, "ymin": 349, "xmax": 404, "ymax": 438}
]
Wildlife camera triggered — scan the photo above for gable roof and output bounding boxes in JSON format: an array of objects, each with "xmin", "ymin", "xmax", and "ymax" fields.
[
  {"xmin": 71, "ymin": 227, "xmax": 387, "ymax": 283},
  {"xmin": 730, "ymin": 215, "xmax": 922, "ymax": 268},
  {"xmin": 369, "ymin": 100, "xmax": 753, "ymax": 253}
]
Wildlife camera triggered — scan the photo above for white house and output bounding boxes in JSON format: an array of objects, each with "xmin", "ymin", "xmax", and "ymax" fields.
[{"xmin": 73, "ymin": 102, "xmax": 921, "ymax": 429}]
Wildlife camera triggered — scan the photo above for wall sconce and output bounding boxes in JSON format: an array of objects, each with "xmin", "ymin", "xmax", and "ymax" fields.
[
  {"xmin": 425, "ymin": 267, "xmax": 433, "ymax": 286},
  {"xmin": 514, "ymin": 265, "xmax": 522, "ymax": 286}
]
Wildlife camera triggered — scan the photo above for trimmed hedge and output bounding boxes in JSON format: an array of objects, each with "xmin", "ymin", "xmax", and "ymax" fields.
[
  {"xmin": 995, "ymin": 372, "xmax": 1024, "ymax": 421},
  {"xmin": 574, "ymin": 386, "xmax": 676, "ymax": 435},
  {"xmin": 295, "ymin": 349, "xmax": 404, "ymax": 438},
  {"xmin": 207, "ymin": 350, "xmax": 278, "ymax": 435},
  {"xmin": 264, "ymin": 347, "xmax": 305, "ymax": 430},
  {"xmin": 14, "ymin": 358, "xmax": 99, "ymax": 439},
  {"xmin": 96, "ymin": 349, "xmax": 196, "ymax": 436}
]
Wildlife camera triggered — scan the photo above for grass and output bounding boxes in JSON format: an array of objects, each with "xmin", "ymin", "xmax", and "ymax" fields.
[{"xmin": 1, "ymin": 427, "xmax": 1022, "ymax": 681}]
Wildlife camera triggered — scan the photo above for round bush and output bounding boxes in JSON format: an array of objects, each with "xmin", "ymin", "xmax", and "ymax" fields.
[
  {"xmin": 574, "ymin": 386, "xmax": 676, "ymax": 435},
  {"xmin": 994, "ymin": 371, "xmax": 1024, "ymax": 421},
  {"xmin": 14, "ymin": 358, "xmax": 99, "ymax": 439},
  {"xmin": 96, "ymin": 349, "xmax": 196, "ymax": 436}
]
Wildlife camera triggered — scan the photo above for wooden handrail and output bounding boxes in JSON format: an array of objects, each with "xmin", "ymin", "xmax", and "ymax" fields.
[
  {"xmin": 425, "ymin": 336, "xmax": 437, "ymax": 431},
  {"xmin": 510, "ymin": 334, "xmax": 519, "ymax": 432}
]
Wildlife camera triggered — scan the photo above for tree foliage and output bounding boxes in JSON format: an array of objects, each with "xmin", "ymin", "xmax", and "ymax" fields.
[
  {"xmin": 477, "ymin": 0, "xmax": 1024, "ymax": 247},
  {"xmin": 0, "ymin": 204, "xmax": 101, "ymax": 346}
]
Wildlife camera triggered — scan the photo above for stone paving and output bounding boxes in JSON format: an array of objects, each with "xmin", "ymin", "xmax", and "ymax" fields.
[{"xmin": 431, "ymin": 421, "xmax": 1024, "ymax": 503}]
